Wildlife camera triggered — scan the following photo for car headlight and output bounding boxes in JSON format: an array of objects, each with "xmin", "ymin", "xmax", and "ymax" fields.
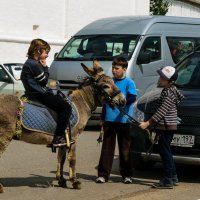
[{"xmin": 133, "ymin": 101, "xmax": 145, "ymax": 122}]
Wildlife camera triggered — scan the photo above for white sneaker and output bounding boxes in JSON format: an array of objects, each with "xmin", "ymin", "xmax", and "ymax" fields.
[
  {"xmin": 96, "ymin": 177, "xmax": 106, "ymax": 183},
  {"xmin": 123, "ymin": 177, "xmax": 132, "ymax": 184}
]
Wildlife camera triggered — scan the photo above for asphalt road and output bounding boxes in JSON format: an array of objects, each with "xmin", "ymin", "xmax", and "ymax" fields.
[{"xmin": 1, "ymin": 127, "xmax": 200, "ymax": 200}]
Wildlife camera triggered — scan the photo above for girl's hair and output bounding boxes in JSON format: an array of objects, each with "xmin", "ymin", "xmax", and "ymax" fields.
[
  {"xmin": 112, "ymin": 56, "xmax": 128, "ymax": 68},
  {"xmin": 27, "ymin": 38, "xmax": 51, "ymax": 59}
]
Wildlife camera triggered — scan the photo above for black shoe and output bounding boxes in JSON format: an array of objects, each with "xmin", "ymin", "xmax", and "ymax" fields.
[
  {"xmin": 152, "ymin": 177, "xmax": 173, "ymax": 189},
  {"xmin": 52, "ymin": 136, "xmax": 67, "ymax": 147}
]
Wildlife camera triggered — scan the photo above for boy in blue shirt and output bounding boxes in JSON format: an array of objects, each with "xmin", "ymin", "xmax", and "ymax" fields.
[{"xmin": 96, "ymin": 57, "xmax": 137, "ymax": 184}]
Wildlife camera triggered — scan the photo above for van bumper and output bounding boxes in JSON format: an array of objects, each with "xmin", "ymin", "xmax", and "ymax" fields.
[{"xmin": 141, "ymin": 152, "xmax": 200, "ymax": 165}]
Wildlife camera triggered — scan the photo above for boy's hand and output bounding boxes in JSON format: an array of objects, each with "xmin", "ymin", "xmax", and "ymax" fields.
[
  {"xmin": 39, "ymin": 59, "xmax": 47, "ymax": 67},
  {"xmin": 139, "ymin": 121, "xmax": 150, "ymax": 130}
]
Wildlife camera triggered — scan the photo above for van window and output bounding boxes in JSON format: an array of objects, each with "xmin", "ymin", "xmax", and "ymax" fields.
[
  {"xmin": 166, "ymin": 37, "xmax": 199, "ymax": 64},
  {"xmin": 56, "ymin": 35, "xmax": 140, "ymax": 61},
  {"xmin": 139, "ymin": 37, "xmax": 161, "ymax": 62},
  {"xmin": 0, "ymin": 65, "xmax": 11, "ymax": 82},
  {"xmin": 4, "ymin": 63, "xmax": 22, "ymax": 80},
  {"xmin": 176, "ymin": 52, "xmax": 200, "ymax": 88}
]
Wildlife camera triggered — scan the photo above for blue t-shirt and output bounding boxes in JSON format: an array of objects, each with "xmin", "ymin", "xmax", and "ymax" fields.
[{"xmin": 103, "ymin": 77, "xmax": 137, "ymax": 123}]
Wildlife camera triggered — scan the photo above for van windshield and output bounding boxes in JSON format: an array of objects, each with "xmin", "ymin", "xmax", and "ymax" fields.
[
  {"xmin": 56, "ymin": 35, "xmax": 140, "ymax": 61},
  {"xmin": 176, "ymin": 52, "xmax": 200, "ymax": 89}
]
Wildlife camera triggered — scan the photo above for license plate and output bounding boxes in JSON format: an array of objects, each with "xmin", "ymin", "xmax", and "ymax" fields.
[{"xmin": 171, "ymin": 134, "xmax": 195, "ymax": 147}]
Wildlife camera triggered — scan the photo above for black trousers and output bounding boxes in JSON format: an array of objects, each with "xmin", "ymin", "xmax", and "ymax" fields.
[
  {"xmin": 156, "ymin": 130, "xmax": 177, "ymax": 178},
  {"xmin": 97, "ymin": 122, "xmax": 132, "ymax": 180},
  {"xmin": 37, "ymin": 93, "xmax": 72, "ymax": 136}
]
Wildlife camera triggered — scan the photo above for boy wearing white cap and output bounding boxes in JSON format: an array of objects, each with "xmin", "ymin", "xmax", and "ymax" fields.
[{"xmin": 139, "ymin": 66, "xmax": 184, "ymax": 189}]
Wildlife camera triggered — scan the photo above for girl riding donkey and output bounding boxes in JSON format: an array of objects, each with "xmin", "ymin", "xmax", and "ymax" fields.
[{"xmin": 21, "ymin": 39, "xmax": 74, "ymax": 147}]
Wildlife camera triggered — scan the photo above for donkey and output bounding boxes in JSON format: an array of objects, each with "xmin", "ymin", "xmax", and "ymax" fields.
[{"xmin": 0, "ymin": 60, "xmax": 126, "ymax": 192}]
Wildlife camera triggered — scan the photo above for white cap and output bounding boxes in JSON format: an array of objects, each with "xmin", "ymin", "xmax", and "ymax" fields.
[{"xmin": 157, "ymin": 66, "xmax": 178, "ymax": 81}]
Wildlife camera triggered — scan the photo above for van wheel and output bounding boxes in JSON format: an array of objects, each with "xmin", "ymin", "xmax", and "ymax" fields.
[{"xmin": 132, "ymin": 153, "xmax": 156, "ymax": 170}]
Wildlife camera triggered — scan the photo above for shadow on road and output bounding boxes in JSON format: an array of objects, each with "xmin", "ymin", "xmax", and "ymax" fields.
[
  {"xmin": 0, "ymin": 174, "xmax": 54, "ymax": 188},
  {"xmin": 111, "ymin": 156, "xmax": 200, "ymax": 185},
  {"xmin": 2, "ymin": 162, "xmax": 200, "ymax": 189},
  {"xmin": 84, "ymin": 126, "xmax": 101, "ymax": 132}
]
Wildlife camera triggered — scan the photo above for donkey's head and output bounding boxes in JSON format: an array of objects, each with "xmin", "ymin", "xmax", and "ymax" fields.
[{"xmin": 81, "ymin": 60, "xmax": 126, "ymax": 107}]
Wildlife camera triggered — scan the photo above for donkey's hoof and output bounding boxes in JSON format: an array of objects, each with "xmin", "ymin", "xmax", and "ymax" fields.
[
  {"xmin": 0, "ymin": 183, "xmax": 4, "ymax": 193},
  {"xmin": 58, "ymin": 179, "xmax": 67, "ymax": 188},
  {"xmin": 72, "ymin": 180, "xmax": 81, "ymax": 189}
]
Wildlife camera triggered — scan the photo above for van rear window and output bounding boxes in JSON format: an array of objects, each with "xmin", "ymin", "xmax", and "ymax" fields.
[
  {"xmin": 167, "ymin": 37, "xmax": 200, "ymax": 64},
  {"xmin": 56, "ymin": 35, "xmax": 140, "ymax": 61},
  {"xmin": 176, "ymin": 52, "xmax": 200, "ymax": 89}
]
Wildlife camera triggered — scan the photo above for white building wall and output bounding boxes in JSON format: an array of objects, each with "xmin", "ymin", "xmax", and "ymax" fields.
[
  {"xmin": 0, "ymin": 0, "xmax": 65, "ymax": 39},
  {"xmin": 66, "ymin": 0, "xmax": 150, "ymax": 38},
  {"xmin": 167, "ymin": 0, "xmax": 200, "ymax": 17},
  {"xmin": 0, "ymin": 0, "xmax": 150, "ymax": 65},
  {"xmin": 0, "ymin": 0, "xmax": 200, "ymax": 65},
  {"xmin": 0, "ymin": 0, "xmax": 66, "ymax": 65}
]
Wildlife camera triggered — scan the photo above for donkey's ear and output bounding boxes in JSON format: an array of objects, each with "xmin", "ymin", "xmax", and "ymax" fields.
[
  {"xmin": 81, "ymin": 63, "xmax": 95, "ymax": 76},
  {"xmin": 93, "ymin": 59, "xmax": 101, "ymax": 69},
  {"xmin": 93, "ymin": 59, "xmax": 104, "ymax": 74}
]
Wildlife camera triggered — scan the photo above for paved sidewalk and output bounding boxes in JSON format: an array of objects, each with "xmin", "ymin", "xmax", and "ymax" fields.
[{"xmin": 1, "ymin": 128, "xmax": 200, "ymax": 200}]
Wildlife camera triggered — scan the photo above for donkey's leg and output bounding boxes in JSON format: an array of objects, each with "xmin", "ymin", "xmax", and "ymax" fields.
[
  {"xmin": 68, "ymin": 143, "xmax": 81, "ymax": 189},
  {"xmin": 0, "ymin": 182, "xmax": 3, "ymax": 193},
  {"xmin": 56, "ymin": 146, "xmax": 67, "ymax": 188},
  {"xmin": 0, "ymin": 131, "xmax": 14, "ymax": 193}
]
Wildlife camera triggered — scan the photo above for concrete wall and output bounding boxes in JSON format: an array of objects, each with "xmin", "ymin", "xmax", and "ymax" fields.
[
  {"xmin": 0, "ymin": 0, "xmax": 66, "ymax": 65},
  {"xmin": 65, "ymin": 0, "xmax": 150, "ymax": 38},
  {"xmin": 0, "ymin": 0, "xmax": 149, "ymax": 65},
  {"xmin": 167, "ymin": 0, "xmax": 200, "ymax": 17},
  {"xmin": 0, "ymin": 0, "xmax": 200, "ymax": 65}
]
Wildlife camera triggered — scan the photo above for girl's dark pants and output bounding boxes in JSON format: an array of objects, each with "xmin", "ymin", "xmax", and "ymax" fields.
[
  {"xmin": 98, "ymin": 122, "xmax": 132, "ymax": 181},
  {"xmin": 156, "ymin": 130, "xmax": 176, "ymax": 178},
  {"xmin": 38, "ymin": 93, "xmax": 72, "ymax": 136}
]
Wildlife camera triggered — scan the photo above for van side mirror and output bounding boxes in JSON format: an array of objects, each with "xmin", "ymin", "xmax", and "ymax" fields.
[
  {"xmin": 137, "ymin": 52, "xmax": 151, "ymax": 65},
  {"xmin": 14, "ymin": 67, "xmax": 22, "ymax": 70},
  {"xmin": 0, "ymin": 75, "xmax": 13, "ymax": 83},
  {"xmin": 54, "ymin": 53, "xmax": 58, "ymax": 59}
]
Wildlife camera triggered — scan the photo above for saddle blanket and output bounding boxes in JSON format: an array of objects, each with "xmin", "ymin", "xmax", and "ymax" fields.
[{"xmin": 21, "ymin": 97, "xmax": 79, "ymax": 135}]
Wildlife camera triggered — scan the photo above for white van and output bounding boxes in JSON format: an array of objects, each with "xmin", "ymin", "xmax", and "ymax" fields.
[{"xmin": 49, "ymin": 15, "xmax": 200, "ymax": 124}]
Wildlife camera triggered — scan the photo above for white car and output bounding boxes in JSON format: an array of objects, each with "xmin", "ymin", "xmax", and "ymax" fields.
[{"xmin": 0, "ymin": 63, "xmax": 24, "ymax": 96}]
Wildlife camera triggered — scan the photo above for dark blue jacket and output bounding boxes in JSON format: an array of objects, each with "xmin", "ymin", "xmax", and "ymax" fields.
[{"xmin": 21, "ymin": 58, "xmax": 53, "ymax": 100}]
